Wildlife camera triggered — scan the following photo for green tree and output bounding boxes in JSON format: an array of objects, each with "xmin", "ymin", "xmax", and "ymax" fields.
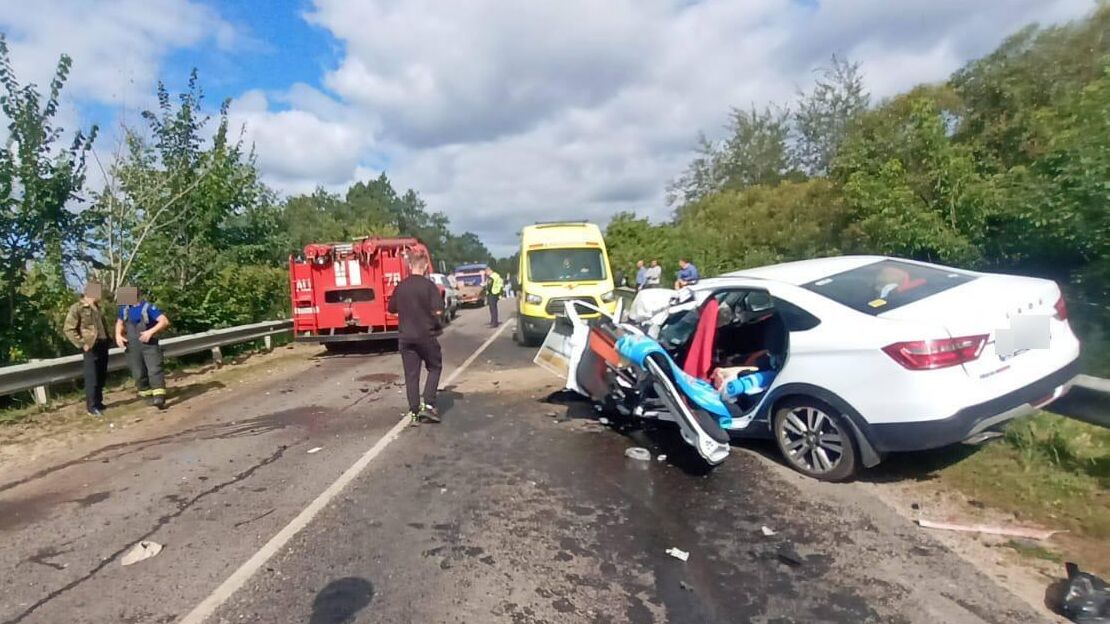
[
  {"xmin": 668, "ymin": 106, "xmax": 795, "ymax": 210},
  {"xmin": 0, "ymin": 35, "xmax": 97, "ymax": 363},
  {"xmin": 793, "ymin": 55, "xmax": 870, "ymax": 176}
]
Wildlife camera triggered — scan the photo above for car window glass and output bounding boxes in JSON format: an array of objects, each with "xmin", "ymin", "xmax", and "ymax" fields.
[
  {"xmin": 527, "ymin": 248, "xmax": 607, "ymax": 282},
  {"xmin": 772, "ymin": 296, "xmax": 821, "ymax": 331},
  {"xmin": 658, "ymin": 308, "xmax": 700, "ymax": 348},
  {"xmin": 802, "ymin": 259, "xmax": 975, "ymax": 315}
]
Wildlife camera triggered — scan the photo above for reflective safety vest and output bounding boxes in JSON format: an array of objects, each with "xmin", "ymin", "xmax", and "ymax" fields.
[{"xmin": 488, "ymin": 272, "xmax": 504, "ymax": 296}]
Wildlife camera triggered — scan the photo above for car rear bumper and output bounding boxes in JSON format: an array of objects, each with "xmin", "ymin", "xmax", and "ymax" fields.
[
  {"xmin": 295, "ymin": 331, "xmax": 399, "ymax": 343},
  {"xmin": 867, "ymin": 358, "xmax": 1080, "ymax": 452}
]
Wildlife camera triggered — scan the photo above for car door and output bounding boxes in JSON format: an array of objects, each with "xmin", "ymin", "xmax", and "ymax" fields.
[{"xmin": 533, "ymin": 298, "xmax": 622, "ymax": 398}]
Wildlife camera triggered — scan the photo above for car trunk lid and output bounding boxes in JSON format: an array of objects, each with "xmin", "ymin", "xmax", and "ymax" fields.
[{"xmin": 881, "ymin": 274, "xmax": 1068, "ymax": 392}]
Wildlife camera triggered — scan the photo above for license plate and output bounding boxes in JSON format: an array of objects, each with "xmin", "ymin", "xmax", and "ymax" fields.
[{"xmin": 995, "ymin": 314, "xmax": 1050, "ymax": 359}]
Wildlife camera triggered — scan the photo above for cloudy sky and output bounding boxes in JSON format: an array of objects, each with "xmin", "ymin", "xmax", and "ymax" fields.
[{"xmin": 0, "ymin": 0, "xmax": 1094, "ymax": 255}]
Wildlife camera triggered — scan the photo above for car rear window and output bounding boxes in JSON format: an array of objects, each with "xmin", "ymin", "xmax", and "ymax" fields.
[{"xmin": 802, "ymin": 259, "xmax": 975, "ymax": 315}]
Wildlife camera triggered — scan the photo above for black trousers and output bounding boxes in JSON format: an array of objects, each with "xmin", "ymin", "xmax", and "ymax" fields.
[
  {"xmin": 82, "ymin": 339, "xmax": 110, "ymax": 410},
  {"xmin": 399, "ymin": 338, "xmax": 443, "ymax": 412},
  {"xmin": 487, "ymin": 294, "xmax": 500, "ymax": 325}
]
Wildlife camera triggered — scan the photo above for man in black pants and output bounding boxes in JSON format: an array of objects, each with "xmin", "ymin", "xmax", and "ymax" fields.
[
  {"xmin": 63, "ymin": 283, "xmax": 112, "ymax": 417},
  {"xmin": 388, "ymin": 252, "xmax": 445, "ymax": 424}
]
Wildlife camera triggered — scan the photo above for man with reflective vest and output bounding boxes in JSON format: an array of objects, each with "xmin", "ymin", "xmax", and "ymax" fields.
[
  {"xmin": 484, "ymin": 266, "xmax": 504, "ymax": 327},
  {"xmin": 115, "ymin": 287, "xmax": 171, "ymax": 409}
]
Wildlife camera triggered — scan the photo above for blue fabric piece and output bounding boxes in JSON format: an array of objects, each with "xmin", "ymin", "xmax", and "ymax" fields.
[
  {"xmin": 723, "ymin": 371, "xmax": 776, "ymax": 398},
  {"xmin": 118, "ymin": 301, "xmax": 163, "ymax": 328},
  {"xmin": 615, "ymin": 333, "xmax": 732, "ymax": 426}
]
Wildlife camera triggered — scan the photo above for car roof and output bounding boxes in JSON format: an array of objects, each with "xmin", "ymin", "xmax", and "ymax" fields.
[
  {"xmin": 520, "ymin": 222, "xmax": 604, "ymax": 247},
  {"xmin": 454, "ymin": 263, "xmax": 488, "ymax": 272},
  {"xmin": 723, "ymin": 255, "xmax": 888, "ymax": 285}
]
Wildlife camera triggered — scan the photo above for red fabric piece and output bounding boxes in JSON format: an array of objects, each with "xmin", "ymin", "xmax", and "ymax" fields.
[{"xmin": 683, "ymin": 298, "xmax": 719, "ymax": 380}]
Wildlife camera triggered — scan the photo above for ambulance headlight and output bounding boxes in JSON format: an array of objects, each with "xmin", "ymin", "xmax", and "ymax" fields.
[
  {"xmin": 600, "ymin": 290, "xmax": 616, "ymax": 302},
  {"xmin": 525, "ymin": 293, "xmax": 542, "ymax": 305}
]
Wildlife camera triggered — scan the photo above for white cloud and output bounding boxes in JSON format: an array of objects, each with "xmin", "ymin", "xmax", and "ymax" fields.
[
  {"xmin": 0, "ymin": 0, "xmax": 232, "ymax": 107},
  {"xmin": 228, "ymin": 89, "xmax": 368, "ymax": 195},
  {"xmin": 284, "ymin": 0, "xmax": 1094, "ymax": 253},
  {"xmin": 4, "ymin": 0, "xmax": 1095, "ymax": 256}
]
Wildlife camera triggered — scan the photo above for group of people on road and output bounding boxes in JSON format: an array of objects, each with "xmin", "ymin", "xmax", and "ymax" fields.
[
  {"xmin": 63, "ymin": 255, "xmax": 508, "ymax": 429},
  {"xmin": 634, "ymin": 258, "xmax": 699, "ymax": 291},
  {"xmin": 63, "ymin": 283, "xmax": 171, "ymax": 418}
]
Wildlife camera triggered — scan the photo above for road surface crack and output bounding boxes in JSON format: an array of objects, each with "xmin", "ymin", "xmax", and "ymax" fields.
[
  {"xmin": 1, "ymin": 445, "xmax": 288, "ymax": 624},
  {"xmin": 233, "ymin": 508, "xmax": 275, "ymax": 528}
]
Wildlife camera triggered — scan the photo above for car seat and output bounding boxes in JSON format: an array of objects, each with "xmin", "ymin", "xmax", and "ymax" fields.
[{"xmin": 617, "ymin": 333, "xmax": 733, "ymax": 438}]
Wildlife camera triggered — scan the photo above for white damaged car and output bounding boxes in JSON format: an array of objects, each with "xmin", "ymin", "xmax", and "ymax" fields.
[{"xmin": 535, "ymin": 255, "xmax": 1081, "ymax": 480}]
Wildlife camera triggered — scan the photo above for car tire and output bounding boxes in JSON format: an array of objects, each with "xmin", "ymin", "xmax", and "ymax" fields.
[
  {"xmin": 773, "ymin": 397, "xmax": 858, "ymax": 482},
  {"xmin": 519, "ymin": 326, "xmax": 543, "ymax": 348}
]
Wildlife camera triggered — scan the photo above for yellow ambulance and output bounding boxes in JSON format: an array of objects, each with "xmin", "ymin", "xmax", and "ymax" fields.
[{"xmin": 515, "ymin": 221, "xmax": 617, "ymax": 346}]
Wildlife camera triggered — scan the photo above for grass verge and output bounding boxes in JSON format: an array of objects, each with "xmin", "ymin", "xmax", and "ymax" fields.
[{"xmin": 937, "ymin": 411, "xmax": 1108, "ymax": 571}]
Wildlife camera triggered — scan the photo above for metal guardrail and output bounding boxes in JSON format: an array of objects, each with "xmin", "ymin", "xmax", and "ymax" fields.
[{"xmin": 0, "ymin": 320, "xmax": 293, "ymax": 403}]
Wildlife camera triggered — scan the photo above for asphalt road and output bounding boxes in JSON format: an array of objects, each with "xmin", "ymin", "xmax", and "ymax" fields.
[{"xmin": 0, "ymin": 301, "xmax": 1050, "ymax": 624}]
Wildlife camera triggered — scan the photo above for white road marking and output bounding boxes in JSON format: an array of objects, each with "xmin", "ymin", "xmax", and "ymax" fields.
[{"xmin": 179, "ymin": 321, "xmax": 514, "ymax": 624}]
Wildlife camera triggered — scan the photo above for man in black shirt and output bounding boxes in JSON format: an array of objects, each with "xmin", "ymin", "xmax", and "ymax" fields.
[{"xmin": 388, "ymin": 252, "xmax": 445, "ymax": 424}]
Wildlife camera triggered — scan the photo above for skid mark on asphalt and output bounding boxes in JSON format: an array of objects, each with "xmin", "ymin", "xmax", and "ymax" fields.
[{"xmin": 1, "ymin": 445, "xmax": 289, "ymax": 624}]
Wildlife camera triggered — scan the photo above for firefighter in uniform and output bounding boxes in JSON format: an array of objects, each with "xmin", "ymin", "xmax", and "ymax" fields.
[{"xmin": 115, "ymin": 287, "xmax": 171, "ymax": 409}]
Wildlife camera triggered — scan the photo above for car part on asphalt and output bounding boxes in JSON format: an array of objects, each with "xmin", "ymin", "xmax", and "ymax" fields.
[
  {"xmin": 916, "ymin": 518, "xmax": 1061, "ymax": 540},
  {"xmin": 665, "ymin": 547, "xmax": 689, "ymax": 562},
  {"xmin": 624, "ymin": 447, "xmax": 651, "ymax": 461},
  {"xmin": 121, "ymin": 541, "xmax": 163, "ymax": 566}
]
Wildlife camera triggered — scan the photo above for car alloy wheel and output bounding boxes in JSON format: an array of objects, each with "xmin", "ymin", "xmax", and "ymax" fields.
[{"xmin": 773, "ymin": 399, "xmax": 857, "ymax": 481}]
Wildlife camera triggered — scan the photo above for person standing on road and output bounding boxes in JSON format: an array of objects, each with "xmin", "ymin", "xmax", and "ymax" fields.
[
  {"xmin": 674, "ymin": 258, "xmax": 700, "ymax": 289},
  {"xmin": 115, "ymin": 286, "xmax": 171, "ymax": 410},
  {"xmin": 388, "ymin": 252, "xmax": 445, "ymax": 424},
  {"xmin": 635, "ymin": 260, "xmax": 647, "ymax": 291},
  {"xmin": 644, "ymin": 260, "xmax": 662, "ymax": 289},
  {"xmin": 63, "ymin": 283, "xmax": 112, "ymax": 418},
  {"xmin": 484, "ymin": 266, "xmax": 504, "ymax": 327}
]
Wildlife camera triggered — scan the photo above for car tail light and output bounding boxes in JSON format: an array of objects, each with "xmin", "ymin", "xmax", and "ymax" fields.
[
  {"xmin": 882, "ymin": 335, "xmax": 989, "ymax": 370},
  {"xmin": 1053, "ymin": 292, "xmax": 1068, "ymax": 321}
]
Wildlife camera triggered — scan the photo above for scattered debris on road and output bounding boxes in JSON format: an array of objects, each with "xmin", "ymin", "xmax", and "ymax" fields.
[
  {"xmin": 917, "ymin": 518, "xmax": 1062, "ymax": 540},
  {"xmin": 656, "ymin": 454, "xmax": 667, "ymax": 462},
  {"xmin": 625, "ymin": 447, "xmax": 651, "ymax": 461},
  {"xmin": 679, "ymin": 581, "xmax": 693, "ymax": 592},
  {"xmin": 598, "ymin": 417, "xmax": 610, "ymax": 425},
  {"xmin": 121, "ymin": 541, "xmax": 163, "ymax": 566},
  {"xmin": 776, "ymin": 544, "xmax": 804, "ymax": 567},
  {"xmin": 761, "ymin": 526, "xmax": 777, "ymax": 537},
  {"xmin": 666, "ymin": 547, "xmax": 689, "ymax": 562},
  {"xmin": 307, "ymin": 447, "xmax": 323, "ymax": 454},
  {"xmin": 1059, "ymin": 562, "xmax": 1110, "ymax": 623}
]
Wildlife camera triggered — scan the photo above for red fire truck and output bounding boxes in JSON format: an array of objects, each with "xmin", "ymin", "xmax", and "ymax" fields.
[{"xmin": 289, "ymin": 237, "xmax": 431, "ymax": 349}]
